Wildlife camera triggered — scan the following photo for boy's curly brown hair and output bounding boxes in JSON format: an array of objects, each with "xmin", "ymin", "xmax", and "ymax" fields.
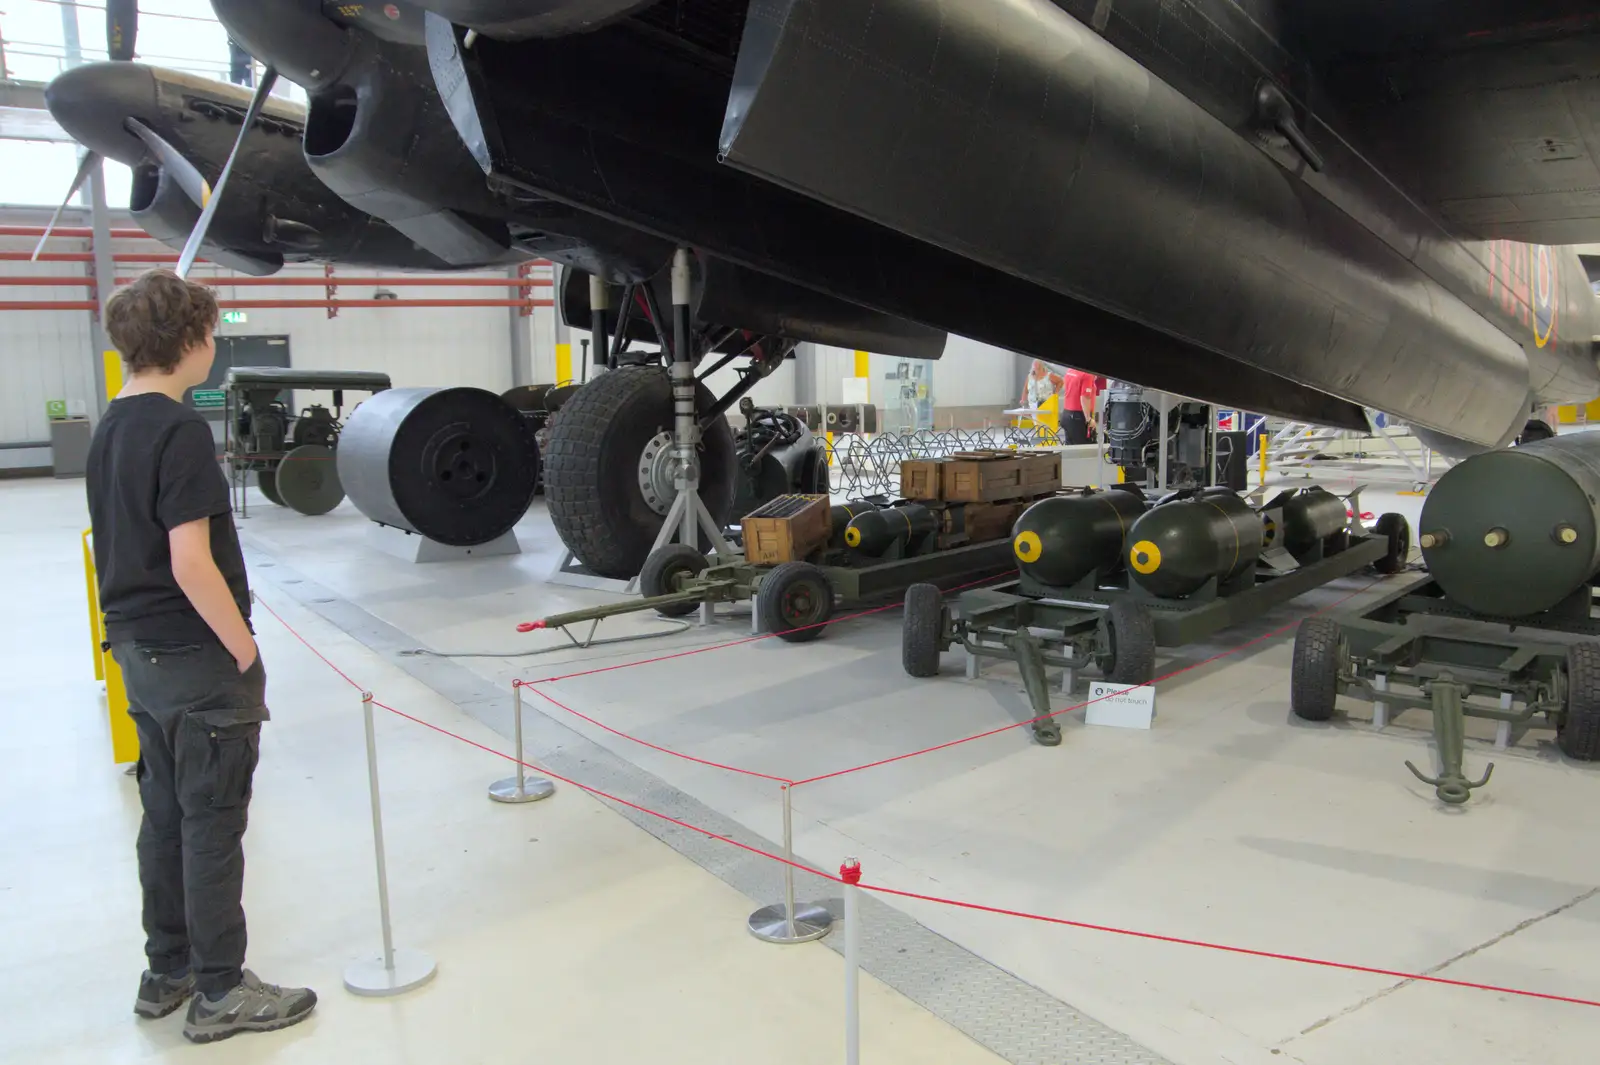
[{"xmin": 104, "ymin": 269, "xmax": 219, "ymax": 374}]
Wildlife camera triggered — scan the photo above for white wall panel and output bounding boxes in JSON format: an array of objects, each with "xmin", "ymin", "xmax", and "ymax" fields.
[{"xmin": 0, "ymin": 246, "xmax": 98, "ymax": 447}]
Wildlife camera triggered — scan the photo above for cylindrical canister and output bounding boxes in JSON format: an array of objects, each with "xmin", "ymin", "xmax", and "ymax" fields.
[
  {"xmin": 1126, "ymin": 492, "xmax": 1262, "ymax": 598},
  {"xmin": 337, "ymin": 387, "xmax": 539, "ymax": 546},
  {"xmin": 845, "ymin": 504, "xmax": 937, "ymax": 556},
  {"xmin": 1419, "ymin": 433, "xmax": 1600, "ymax": 617},
  {"xmin": 1012, "ymin": 489, "xmax": 1148, "ymax": 587},
  {"xmin": 1281, "ymin": 487, "xmax": 1348, "ymax": 559}
]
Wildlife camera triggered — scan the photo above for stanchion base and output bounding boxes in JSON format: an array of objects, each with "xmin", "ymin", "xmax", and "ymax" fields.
[
  {"xmin": 747, "ymin": 902, "xmax": 834, "ymax": 944},
  {"xmin": 343, "ymin": 948, "xmax": 437, "ymax": 997},
  {"xmin": 488, "ymin": 775, "xmax": 556, "ymax": 804}
]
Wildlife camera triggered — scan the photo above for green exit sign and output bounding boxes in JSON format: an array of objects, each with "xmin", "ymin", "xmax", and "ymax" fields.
[
  {"xmin": 192, "ymin": 389, "xmax": 226, "ymax": 410},
  {"xmin": 45, "ymin": 399, "xmax": 68, "ymax": 419},
  {"xmin": 221, "ymin": 310, "xmax": 249, "ymax": 325}
]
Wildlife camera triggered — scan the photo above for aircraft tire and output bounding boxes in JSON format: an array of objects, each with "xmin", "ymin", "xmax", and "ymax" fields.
[{"xmin": 544, "ymin": 366, "xmax": 735, "ymax": 579}]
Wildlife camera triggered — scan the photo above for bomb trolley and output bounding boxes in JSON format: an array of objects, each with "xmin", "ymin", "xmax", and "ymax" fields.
[
  {"xmin": 1290, "ymin": 574, "xmax": 1600, "ymax": 805},
  {"xmin": 903, "ymin": 491, "xmax": 1408, "ymax": 746},
  {"xmin": 519, "ymin": 536, "xmax": 1019, "ymax": 644}
]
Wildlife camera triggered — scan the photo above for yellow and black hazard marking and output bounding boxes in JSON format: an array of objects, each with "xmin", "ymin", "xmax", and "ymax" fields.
[{"xmin": 1014, "ymin": 529, "xmax": 1043, "ymax": 563}]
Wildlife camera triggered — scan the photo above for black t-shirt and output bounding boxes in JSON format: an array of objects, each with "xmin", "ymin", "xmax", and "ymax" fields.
[{"xmin": 86, "ymin": 393, "xmax": 251, "ymax": 644}]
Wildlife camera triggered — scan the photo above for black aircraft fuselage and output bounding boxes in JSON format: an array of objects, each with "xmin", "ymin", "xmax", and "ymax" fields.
[{"xmin": 198, "ymin": 2, "xmax": 1600, "ymax": 449}]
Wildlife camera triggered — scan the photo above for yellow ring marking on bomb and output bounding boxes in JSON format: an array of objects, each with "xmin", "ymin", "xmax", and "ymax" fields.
[
  {"xmin": 844, "ymin": 526, "xmax": 861, "ymax": 547},
  {"xmin": 1130, "ymin": 539, "xmax": 1161, "ymax": 575},
  {"xmin": 1015, "ymin": 529, "xmax": 1042, "ymax": 563}
]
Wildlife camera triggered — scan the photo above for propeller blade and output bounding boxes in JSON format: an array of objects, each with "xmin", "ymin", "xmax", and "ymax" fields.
[
  {"xmin": 32, "ymin": 150, "xmax": 100, "ymax": 261},
  {"xmin": 176, "ymin": 65, "xmax": 278, "ymax": 278},
  {"xmin": 125, "ymin": 118, "xmax": 211, "ymax": 209},
  {"xmin": 107, "ymin": 0, "xmax": 137, "ymax": 62}
]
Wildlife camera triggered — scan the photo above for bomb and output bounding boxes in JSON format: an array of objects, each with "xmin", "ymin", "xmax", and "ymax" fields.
[
  {"xmin": 845, "ymin": 504, "xmax": 938, "ymax": 556},
  {"xmin": 829, "ymin": 499, "xmax": 880, "ymax": 548},
  {"xmin": 1011, "ymin": 489, "xmax": 1148, "ymax": 588},
  {"xmin": 1281, "ymin": 487, "xmax": 1349, "ymax": 560},
  {"xmin": 1419, "ymin": 433, "xmax": 1600, "ymax": 617},
  {"xmin": 1126, "ymin": 492, "xmax": 1262, "ymax": 598}
]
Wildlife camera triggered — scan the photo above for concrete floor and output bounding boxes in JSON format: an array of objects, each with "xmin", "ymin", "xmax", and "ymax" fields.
[
  {"xmin": 231, "ymin": 476, "xmax": 1600, "ymax": 1065},
  {"xmin": 11, "ymin": 471, "xmax": 1600, "ymax": 1064},
  {"xmin": 0, "ymin": 478, "xmax": 1004, "ymax": 1065}
]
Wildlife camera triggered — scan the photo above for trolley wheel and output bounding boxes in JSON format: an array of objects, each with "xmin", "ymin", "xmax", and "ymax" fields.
[
  {"xmin": 1291, "ymin": 616, "xmax": 1345, "ymax": 722},
  {"xmin": 639, "ymin": 544, "xmax": 709, "ymax": 619},
  {"xmin": 1104, "ymin": 599, "xmax": 1156, "ymax": 684},
  {"xmin": 1372, "ymin": 512, "xmax": 1411, "ymax": 575},
  {"xmin": 1516, "ymin": 418, "xmax": 1556, "ymax": 446},
  {"xmin": 902, "ymin": 583, "xmax": 945, "ymax": 678},
  {"xmin": 257, "ymin": 468, "xmax": 284, "ymax": 507},
  {"xmin": 275, "ymin": 444, "xmax": 344, "ymax": 516},
  {"xmin": 759, "ymin": 562, "xmax": 834, "ymax": 643},
  {"xmin": 1558, "ymin": 643, "xmax": 1600, "ymax": 761}
]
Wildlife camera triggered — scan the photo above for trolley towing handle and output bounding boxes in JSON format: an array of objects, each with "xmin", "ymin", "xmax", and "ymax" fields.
[{"xmin": 516, "ymin": 581, "xmax": 737, "ymax": 635}]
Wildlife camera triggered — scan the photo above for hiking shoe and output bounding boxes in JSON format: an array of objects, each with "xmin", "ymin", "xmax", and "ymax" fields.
[
  {"xmin": 134, "ymin": 969, "xmax": 195, "ymax": 1019},
  {"xmin": 182, "ymin": 971, "xmax": 316, "ymax": 1043}
]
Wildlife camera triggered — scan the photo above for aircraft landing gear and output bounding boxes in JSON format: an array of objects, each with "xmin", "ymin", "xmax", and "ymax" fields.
[{"xmin": 543, "ymin": 248, "xmax": 792, "ymax": 580}]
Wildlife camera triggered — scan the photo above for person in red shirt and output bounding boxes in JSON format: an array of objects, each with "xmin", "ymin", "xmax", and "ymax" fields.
[{"xmin": 1057, "ymin": 368, "xmax": 1107, "ymax": 444}]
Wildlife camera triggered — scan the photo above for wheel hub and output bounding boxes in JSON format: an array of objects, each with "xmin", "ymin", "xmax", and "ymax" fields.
[
  {"xmin": 426, "ymin": 426, "xmax": 495, "ymax": 502},
  {"xmin": 638, "ymin": 430, "xmax": 698, "ymax": 516}
]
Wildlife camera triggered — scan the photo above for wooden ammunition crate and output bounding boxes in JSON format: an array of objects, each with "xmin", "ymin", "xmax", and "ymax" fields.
[
  {"xmin": 941, "ymin": 451, "xmax": 1061, "ymax": 503},
  {"xmin": 741, "ymin": 494, "xmax": 831, "ymax": 565},
  {"xmin": 900, "ymin": 459, "xmax": 945, "ymax": 501},
  {"xmin": 934, "ymin": 493, "xmax": 1053, "ymax": 548}
]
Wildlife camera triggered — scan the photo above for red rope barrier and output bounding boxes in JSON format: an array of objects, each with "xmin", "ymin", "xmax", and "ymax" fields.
[
  {"xmin": 257, "ymin": 597, "xmax": 1600, "ymax": 1014},
  {"xmin": 519, "ymin": 683, "xmax": 795, "ymax": 785},
  {"xmin": 856, "ymin": 881, "xmax": 1600, "ymax": 1010},
  {"xmin": 254, "ymin": 595, "xmax": 364, "ymax": 691}
]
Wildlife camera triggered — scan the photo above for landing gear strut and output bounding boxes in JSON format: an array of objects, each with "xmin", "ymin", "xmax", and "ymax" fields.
[
  {"xmin": 543, "ymin": 248, "xmax": 792, "ymax": 579},
  {"xmin": 652, "ymin": 248, "xmax": 735, "ymax": 564}
]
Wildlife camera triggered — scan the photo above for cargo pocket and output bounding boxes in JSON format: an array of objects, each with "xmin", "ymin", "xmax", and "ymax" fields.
[{"xmin": 178, "ymin": 709, "xmax": 262, "ymax": 815}]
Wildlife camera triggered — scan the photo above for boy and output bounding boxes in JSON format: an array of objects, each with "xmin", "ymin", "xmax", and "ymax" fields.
[{"xmin": 87, "ymin": 270, "xmax": 315, "ymax": 1042}]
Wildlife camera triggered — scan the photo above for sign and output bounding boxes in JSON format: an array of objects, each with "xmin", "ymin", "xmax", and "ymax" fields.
[
  {"xmin": 1215, "ymin": 409, "xmax": 1237, "ymax": 432},
  {"xmin": 191, "ymin": 389, "xmax": 226, "ymax": 410},
  {"xmin": 841, "ymin": 377, "xmax": 871, "ymax": 405},
  {"xmin": 1085, "ymin": 681, "xmax": 1157, "ymax": 730},
  {"xmin": 221, "ymin": 310, "xmax": 249, "ymax": 325},
  {"xmin": 45, "ymin": 399, "xmax": 68, "ymax": 419}
]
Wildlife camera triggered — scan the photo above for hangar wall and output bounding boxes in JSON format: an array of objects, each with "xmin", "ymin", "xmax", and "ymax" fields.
[{"xmin": 0, "ymin": 206, "xmax": 545, "ymax": 471}]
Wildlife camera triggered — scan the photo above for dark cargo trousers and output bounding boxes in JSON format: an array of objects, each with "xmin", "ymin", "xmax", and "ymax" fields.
[{"xmin": 112, "ymin": 639, "xmax": 269, "ymax": 997}]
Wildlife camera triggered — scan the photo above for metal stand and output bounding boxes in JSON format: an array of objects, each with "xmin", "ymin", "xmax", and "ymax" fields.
[
  {"xmin": 345, "ymin": 692, "xmax": 438, "ymax": 996},
  {"xmin": 368, "ymin": 524, "xmax": 520, "ymax": 564},
  {"xmin": 489, "ymin": 683, "xmax": 556, "ymax": 803},
  {"xmin": 1403, "ymin": 678, "xmax": 1494, "ymax": 805},
  {"xmin": 748, "ymin": 786, "xmax": 833, "ymax": 943},
  {"xmin": 842, "ymin": 858, "xmax": 862, "ymax": 1065},
  {"xmin": 1372, "ymin": 673, "xmax": 1390, "ymax": 729},
  {"xmin": 644, "ymin": 248, "xmax": 734, "ymax": 565}
]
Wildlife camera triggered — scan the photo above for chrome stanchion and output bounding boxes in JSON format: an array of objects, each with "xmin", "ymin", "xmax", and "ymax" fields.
[
  {"xmin": 489, "ymin": 682, "xmax": 556, "ymax": 803},
  {"xmin": 748, "ymin": 785, "xmax": 833, "ymax": 943},
  {"xmin": 842, "ymin": 858, "xmax": 862, "ymax": 1065},
  {"xmin": 344, "ymin": 692, "xmax": 437, "ymax": 996}
]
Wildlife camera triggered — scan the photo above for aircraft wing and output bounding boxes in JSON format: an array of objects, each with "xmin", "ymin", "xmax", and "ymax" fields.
[{"xmin": 1298, "ymin": 1, "xmax": 1600, "ymax": 245}]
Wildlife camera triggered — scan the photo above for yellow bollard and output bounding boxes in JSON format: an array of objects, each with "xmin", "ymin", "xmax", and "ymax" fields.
[
  {"xmin": 1258, "ymin": 433, "xmax": 1269, "ymax": 485},
  {"xmin": 105, "ymin": 650, "xmax": 139, "ymax": 765},
  {"xmin": 83, "ymin": 527, "xmax": 139, "ymax": 764},
  {"xmin": 83, "ymin": 529, "xmax": 104, "ymax": 681},
  {"xmin": 554, "ymin": 341, "xmax": 572, "ymax": 387}
]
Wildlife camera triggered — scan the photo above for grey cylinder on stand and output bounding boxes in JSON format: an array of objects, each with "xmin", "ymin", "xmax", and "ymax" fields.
[{"xmin": 338, "ymin": 386, "xmax": 539, "ymax": 546}]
